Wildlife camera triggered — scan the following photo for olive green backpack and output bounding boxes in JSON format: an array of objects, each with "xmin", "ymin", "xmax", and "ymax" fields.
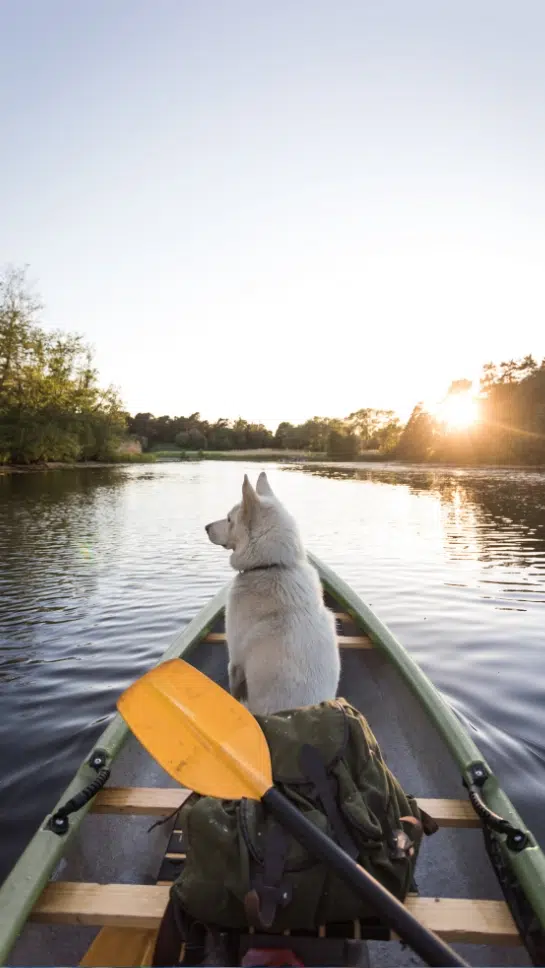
[{"xmin": 169, "ymin": 698, "xmax": 437, "ymax": 935}]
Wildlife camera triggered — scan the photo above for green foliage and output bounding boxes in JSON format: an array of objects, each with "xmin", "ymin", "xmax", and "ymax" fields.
[
  {"xmin": 8, "ymin": 264, "xmax": 544, "ymax": 469},
  {"xmin": 107, "ymin": 452, "xmax": 157, "ymax": 463},
  {"xmin": 149, "ymin": 449, "xmax": 183, "ymax": 458},
  {"xmin": 130, "ymin": 410, "xmax": 401, "ymax": 462},
  {"xmin": 347, "ymin": 408, "xmax": 402, "ymax": 453},
  {"xmin": 0, "ymin": 265, "xmax": 126, "ymax": 464},
  {"xmin": 273, "ymin": 416, "xmax": 341, "ymax": 451},
  {"xmin": 396, "ymin": 404, "xmax": 437, "ymax": 460},
  {"xmin": 174, "ymin": 431, "xmax": 190, "ymax": 448},
  {"xmin": 129, "ymin": 412, "xmax": 275, "ymax": 452},
  {"xmin": 327, "ymin": 429, "xmax": 360, "ymax": 460}
]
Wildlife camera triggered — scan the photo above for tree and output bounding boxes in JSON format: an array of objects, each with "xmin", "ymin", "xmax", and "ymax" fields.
[
  {"xmin": 0, "ymin": 265, "xmax": 42, "ymax": 395},
  {"xmin": 446, "ymin": 379, "xmax": 472, "ymax": 396},
  {"xmin": 207, "ymin": 418, "xmax": 233, "ymax": 450},
  {"xmin": 274, "ymin": 422, "xmax": 295, "ymax": 449},
  {"xmin": 498, "ymin": 359, "xmax": 519, "ymax": 384},
  {"xmin": 0, "ymin": 265, "xmax": 126, "ymax": 464},
  {"xmin": 231, "ymin": 417, "xmax": 249, "ymax": 448},
  {"xmin": 347, "ymin": 409, "xmax": 375, "ymax": 444},
  {"xmin": 397, "ymin": 356, "xmax": 545, "ymax": 465},
  {"xmin": 187, "ymin": 428, "xmax": 207, "ymax": 450},
  {"xmin": 327, "ymin": 429, "xmax": 360, "ymax": 460},
  {"xmin": 174, "ymin": 430, "xmax": 190, "ymax": 448},
  {"xmin": 480, "ymin": 363, "xmax": 498, "ymax": 391},
  {"xmin": 396, "ymin": 404, "xmax": 436, "ymax": 460},
  {"xmin": 246, "ymin": 422, "xmax": 274, "ymax": 448},
  {"xmin": 347, "ymin": 408, "xmax": 400, "ymax": 450},
  {"xmin": 373, "ymin": 417, "xmax": 402, "ymax": 453},
  {"xmin": 478, "ymin": 356, "xmax": 545, "ymax": 463},
  {"xmin": 128, "ymin": 413, "xmax": 157, "ymax": 448}
]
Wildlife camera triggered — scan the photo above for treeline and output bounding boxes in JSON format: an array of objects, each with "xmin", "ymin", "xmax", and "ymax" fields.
[
  {"xmin": 398, "ymin": 356, "xmax": 545, "ymax": 464},
  {"xmin": 128, "ymin": 409, "xmax": 402, "ymax": 458},
  {"xmin": 0, "ymin": 267, "xmax": 126, "ymax": 464},
  {"xmin": 127, "ymin": 412, "xmax": 274, "ymax": 452},
  {"xmin": 128, "ymin": 359, "xmax": 545, "ymax": 465},
  {"xmin": 4, "ymin": 265, "xmax": 545, "ymax": 467}
]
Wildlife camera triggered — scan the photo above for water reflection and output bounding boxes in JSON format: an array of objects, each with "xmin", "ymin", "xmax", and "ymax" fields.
[
  {"xmin": 293, "ymin": 463, "xmax": 545, "ymax": 591},
  {"xmin": 1, "ymin": 460, "xmax": 545, "ymax": 882},
  {"xmin": 283, "ymin": 461, "xmax": 545, "ymax": 841},
  {"xmin": 1, "ymin": 469, "xmax": 130, "ymax": 681}
]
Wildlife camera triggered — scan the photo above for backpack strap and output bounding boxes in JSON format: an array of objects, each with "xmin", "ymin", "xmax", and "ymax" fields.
[
  {"xmin": 299, "ymin": 743, "xmax": 359, "ymax": 860},
  {"xmin": 244, "ymin": 821, "xmax": 292, "ymax": 929},
  {"xmin": 152, "ymin": 896, "xmax": 206, "ymax": 967}
]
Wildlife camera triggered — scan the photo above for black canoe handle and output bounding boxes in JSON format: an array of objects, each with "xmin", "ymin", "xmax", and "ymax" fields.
[
  {"xmin": 465, "ymin": 763, "xmax": 528, "ymax": 852},
  {"xmin": 262, "ymin": 785, "xmax": 469, "ymax": 968},
  {"xmin": 47, "ymin": 749, "xmax": 110, "ymax": 836}
]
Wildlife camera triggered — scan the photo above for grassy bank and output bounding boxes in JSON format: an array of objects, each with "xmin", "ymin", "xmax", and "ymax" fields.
[
  {"xmin": 197, "ymin": 449, "xmax": 323, "ymax": 461},
  {"xmin": 1, "ymin": 449, "xmax": 396, "ymax": 472},
  {"xmin": 149, "ymin": 447, "xmax": 323, "ymax": 462},
  {"xmin": 184, "ymin": 449, "xmax": 387, "ymax": 462},
  {"xmin": 149, "ymin": 447, "xmax": 389, "ymax": 463},
  {"xmin": 1, "ymin": 454, "xmax": 157, "ymax": 473}
]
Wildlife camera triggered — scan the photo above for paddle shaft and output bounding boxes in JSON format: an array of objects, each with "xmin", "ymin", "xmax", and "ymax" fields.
[{"xmin": 262, "ymin": 787, "xmax": 468, "ymax": 968}]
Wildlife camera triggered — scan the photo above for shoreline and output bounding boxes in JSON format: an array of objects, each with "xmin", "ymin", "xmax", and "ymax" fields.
[
  {"xmin": 2, "ymin": 454, "xmax": 545, "ymax": 474},
  {"xmin": 0, "ymin": 461, "xmax": 131, "ymax": 474}
]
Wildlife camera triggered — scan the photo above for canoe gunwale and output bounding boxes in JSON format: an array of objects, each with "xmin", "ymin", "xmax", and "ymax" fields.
[
  {"xmin": 0, "ymin": 585, "xmax": 229, "ymax": 966},
  {"xmin": 306, "ymin": 552, "xmax": 545, "ymax": 941}
]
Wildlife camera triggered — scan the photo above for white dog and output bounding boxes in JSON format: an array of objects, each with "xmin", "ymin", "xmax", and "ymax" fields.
[{"xmin": 205, "ymin": 472, "xmax": 340, "ymax": 715}]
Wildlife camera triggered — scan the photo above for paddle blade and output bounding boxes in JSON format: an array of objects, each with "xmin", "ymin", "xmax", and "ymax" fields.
[{"xmin": 117, "ymin": 659, "xmax": 272, "ymax": 800}]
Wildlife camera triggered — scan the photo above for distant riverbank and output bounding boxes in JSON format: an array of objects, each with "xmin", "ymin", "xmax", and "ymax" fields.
[
  {"xmin": 0, "ymin": 455, "xmax": 156, "ymax": 474},
  {"xmin": 0, "ymin": 451, "xmax": 327, "ymax": 472},
  {"xmin": 4, "ymin": 449, "xmax": 545, "ymax": 474},
  {"xmin": 179, "ymin": 448, "xmax": 334, "ymax": 462}
]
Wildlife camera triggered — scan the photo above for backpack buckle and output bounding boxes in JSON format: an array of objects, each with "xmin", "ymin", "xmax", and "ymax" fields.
[{"xmin": 244, "ymin": 881, "xmax": 293, "ymax": 930}]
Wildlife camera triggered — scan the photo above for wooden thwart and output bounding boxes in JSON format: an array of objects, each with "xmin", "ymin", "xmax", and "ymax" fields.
[
  {"xmin": 35, "ymin": 883, "xmax": 520, "ymax": 946},
  {"xmin": 337, "ymin": 636, "xmax": 373, "ymax": 648},
  {"xmin": 92, "ymin": 788, "xmax": 479, "ymax": 827},
  {"xmin": 91, "ymin": 787, "xmax": 192, "ymax": 816},
  {"xmin": 417, "ymin": 798, "xmax": 479, "ymax": 828},
  {"xmin": 205, "ymin": 631, "xmax": 373, "ymax": 648}
]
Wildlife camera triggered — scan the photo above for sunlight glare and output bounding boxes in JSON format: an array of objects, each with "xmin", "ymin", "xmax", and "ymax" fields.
[{"xmin": 435, "ymin": 393, "xmax": 480, "ymax": 430}]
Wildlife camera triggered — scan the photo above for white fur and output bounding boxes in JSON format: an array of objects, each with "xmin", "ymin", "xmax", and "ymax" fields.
[{"xmin": 205, "ymin": 472, "xmax": 340, "ymax": 715}]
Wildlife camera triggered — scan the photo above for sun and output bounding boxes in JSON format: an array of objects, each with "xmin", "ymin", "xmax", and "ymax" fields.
[{"xmin": 435, "ymin": 392, "xmax": 480, "ymax": 430}]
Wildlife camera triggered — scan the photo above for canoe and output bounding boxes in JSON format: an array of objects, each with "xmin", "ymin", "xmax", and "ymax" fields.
[{"xmin": 1, "ymin": 552, "xmax": 545, "ymax": 968}]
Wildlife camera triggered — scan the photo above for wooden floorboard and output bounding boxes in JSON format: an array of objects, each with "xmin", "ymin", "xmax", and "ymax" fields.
[
  {"xmin": 79, "ymin": 928, "xmax": 157, "ymax": 967},
  {"xmin": 34, "ymin": 883, "xmax": 520, "ymax": 946}
]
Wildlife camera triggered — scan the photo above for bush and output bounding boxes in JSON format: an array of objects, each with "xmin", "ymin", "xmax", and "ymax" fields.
[
  {"xmin": 327, "ymin": 430, "xmax": 360, "ymax": 460},
  {"xmin": 108, "ymin": 452, "xmax": 157, "ymax": 463}
]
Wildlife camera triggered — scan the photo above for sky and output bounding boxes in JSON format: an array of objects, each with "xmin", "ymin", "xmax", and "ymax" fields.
[{"xmin": 2, "ymin": 1, "xmax": 545, "ymax": 429}]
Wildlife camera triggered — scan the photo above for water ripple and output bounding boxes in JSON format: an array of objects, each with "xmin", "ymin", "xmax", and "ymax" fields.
[{"xmin": 1, "ymin": 461, "xmax": 545, "ymax": 881}]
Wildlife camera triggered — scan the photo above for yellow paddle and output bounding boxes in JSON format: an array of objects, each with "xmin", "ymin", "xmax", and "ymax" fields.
[{"xmin": 117, "ymin": 659, "xmax": 468, "ymax": 968}]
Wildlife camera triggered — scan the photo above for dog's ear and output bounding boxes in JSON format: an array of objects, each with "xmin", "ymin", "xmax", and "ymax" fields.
[
  {"xmin": 241, "ymin": 474, "xmax": 258, "ymax": 520},
  {"xmin": 256, "ymin": 471, "xmax": 274, "ymax": 498}
]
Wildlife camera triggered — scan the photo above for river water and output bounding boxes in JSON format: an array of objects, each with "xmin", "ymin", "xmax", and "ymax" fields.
[{"xmin": 1, "ymin": 460, "xmax": 544, "ymax": 883}]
